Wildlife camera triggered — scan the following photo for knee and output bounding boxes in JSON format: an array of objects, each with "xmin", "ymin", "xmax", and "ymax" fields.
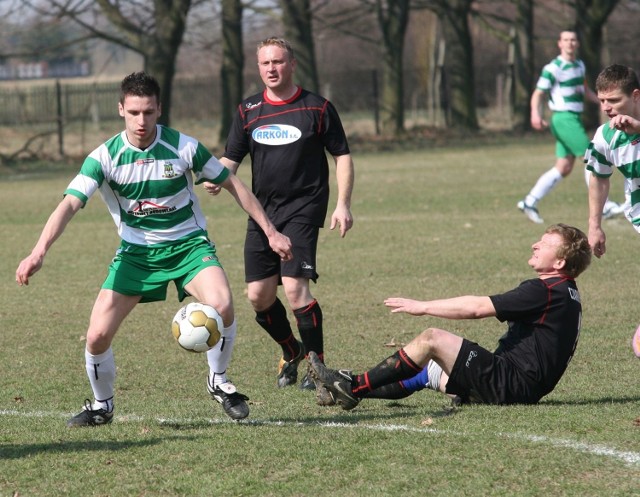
[
  {"xmin": 283, "ymin": 281, "xmax": 312, "ymax": 310},
  {"xmin": 246, "ymin": 287, "xmax": 275, "ymax": 312},
  {"xmin": 207, "ymin": 300, "xmax": 234, "ymax": 327},
  {"xmin": 556, "ymin": 157, "xmax": 575, "ymax": 176},
  {"xmin": 85, "ymin": 328, "xmax": 114, "ymax": 355},
  {"xmin": 415, "ymin": 328, "xmax": 441, "ymax": 350}
]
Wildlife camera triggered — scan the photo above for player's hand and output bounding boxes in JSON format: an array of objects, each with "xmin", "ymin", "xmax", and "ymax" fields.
[
  {"xmin": 384, "ymin": 297, "xmax": 427, "ymax": 316},
  {"xmin": 15, "ymin": 254, "xmax": 43, "ymax": 286},
  {"xmin": 588, "ymin": 227, "xmax": 607, "ymax": 258},
  {"xmin": 330, "ymin": 205, "xmax": 353, "ymax": 238},
  {"xmin": 203, "ymin": 181, "xmax": 222, "ymax": 196},
  {"xmin": 531, "ymin": 115, "xmax": 548, "ymax": 131},
  {"xmin": 609, "ymin": 114, "xmax": 640, "ymax": 134},
  {"xmin": 269, "ymin": 232, "xmax": 293, "ymax": 261}
]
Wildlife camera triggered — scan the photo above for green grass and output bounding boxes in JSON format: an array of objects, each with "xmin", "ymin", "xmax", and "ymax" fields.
[{"xmin": 1, "ymin": 135, "xmax": 639, "ymax": 496}]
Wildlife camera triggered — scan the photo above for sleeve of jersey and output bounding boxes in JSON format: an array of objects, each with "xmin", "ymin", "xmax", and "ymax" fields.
[
  {"xmin": 536, "ymin": 64, "xmax": 554, "ymax": 91},
  {"xmin": 321, "ymin": 101, "xmax": 351, "ymax": 156},
  {"xmin": 584, "ymin": 126, "xmax": 614, "ymax": 178},
  {"xmin": 64, "ymin": 155, "xmax": 104, "ymax": 205},
  {"xmin": 489, "ymin": 280, "xmax": 548, "ymax": 323},
  {"xmin": 222, "ymin": 106, "xmax": 250, "ymax": 163},
  {"xmin": 190, "ymin": 142, "xmax": 229, "ymax": 185}
]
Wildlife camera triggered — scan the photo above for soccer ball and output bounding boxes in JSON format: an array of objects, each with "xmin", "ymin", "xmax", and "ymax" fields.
[{"xmin": 171, "ymin": 302, "xmax": 222, "ymax": 352}]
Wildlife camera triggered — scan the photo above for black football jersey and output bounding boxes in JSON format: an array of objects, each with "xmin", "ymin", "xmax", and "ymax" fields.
[
  {"xmin": 490, "ymin": 277, "xmax": 583, "ymax": 397},
  {"xmin": 224, "ymin": 87, "xmax": 350, "ymax": 227}
]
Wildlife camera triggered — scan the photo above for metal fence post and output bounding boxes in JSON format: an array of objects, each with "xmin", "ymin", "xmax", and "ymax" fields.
[{"xmin": 56, "ymin": 80, "xmax": 64, "ymax": 157}]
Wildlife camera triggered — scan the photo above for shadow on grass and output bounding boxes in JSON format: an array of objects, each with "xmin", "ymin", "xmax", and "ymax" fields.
[
  {"xmin": 0, "ymin": 435, "xmax": 196, "ymax": 460},
  {"xmin": 540, "ymin": 395, "xmax": 640, "ymax": 406}
]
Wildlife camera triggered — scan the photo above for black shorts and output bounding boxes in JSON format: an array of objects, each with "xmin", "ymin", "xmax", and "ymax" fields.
[
  {"xmin": 244, "ymin": 221, "xmax": 319, "ymax": 283},
  {"xmin": 445, "ymin": 339, "xmax": 541, "ymax": 405}
]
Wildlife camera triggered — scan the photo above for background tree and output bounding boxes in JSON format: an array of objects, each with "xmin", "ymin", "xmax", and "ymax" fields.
[
  {"xmin": 375, "ymin": 0, "xmax": 410, "ymax": 135},
  {"xmin": 573, "ymin": 0, "xmax": 621, "ymax": 128},
  {"xmin": 280, "ymin": 0, "xmax": 319, "ymax": 92},
  {"xmin": 26, "ymin": 0, "xmax": 194, "ymax": 126},
  {"xmin": 219, "ymin": 0, "xmax": 244, "ymax": 142},
  {"xmin": 510, "ymin": 0, "xmax": 534, "ymax": 131},
  {"xmin": 418, "ymin": 0, "xmax": 478, "ymax": 129}
]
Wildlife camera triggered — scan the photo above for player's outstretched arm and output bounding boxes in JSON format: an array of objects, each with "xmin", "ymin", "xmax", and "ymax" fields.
[
  {"xmin": 16, "ymin": 195, "xmax": 83, "ymax": 286},
  {"xmin": 384, "ymin": 295, "xmax": 496, "ymax": 320},
  {"xmin": 221, "ymin": 174, "xmax": 292, "ymax": 261}
]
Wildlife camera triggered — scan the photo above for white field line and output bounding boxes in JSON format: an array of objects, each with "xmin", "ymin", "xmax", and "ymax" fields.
[{"xmin": 2, "ymin": 409, "xmax": 639, "ymax": 466}]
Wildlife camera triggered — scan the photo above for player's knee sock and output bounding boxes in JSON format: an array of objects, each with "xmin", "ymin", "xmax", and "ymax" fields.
[
  {"xmin": 294, "ymin": 299, "xmax": 323, "ymax": 361},
  {"xmin": 206, "ymin": 319, "xmax": 237, "ymax": 387},
  {"xmin": 365, "ymin": 361, "xmax": 440, "ymax": 399},
  {"xmin": 526, "ymin": 167, "xmax": 562, "ymax": 206},
  {"xmin": 85, "ymin": 347, "xmax": 115, "ymax": 412},
  {"xmin": 352, "ymin": 349, "xmax": 423, "ymax": 397},
  {"xmin": 364, "ymin": 382, "xmax": 411, "ymax": 399},
  {"xmin": 255, "ymin": 298, "xmax": 301, "ymax": 361}
]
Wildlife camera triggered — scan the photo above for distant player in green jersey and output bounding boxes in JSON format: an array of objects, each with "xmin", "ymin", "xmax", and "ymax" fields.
[
  {"xmin": 15, "ymin": 72, "xmax": 292, "ymax": 427},
  {"xmin": 518, "ymin": 30, "xmax": 622, "ymax": 224},
  {"xmin": 585, "ymin": 64, "xmax": 640, "ymax": 358}
]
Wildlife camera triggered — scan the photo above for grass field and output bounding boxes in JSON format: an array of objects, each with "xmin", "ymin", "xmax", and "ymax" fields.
[{"xmin": 1, "ymin": 135, "xmax": 639, "ymax": 496}]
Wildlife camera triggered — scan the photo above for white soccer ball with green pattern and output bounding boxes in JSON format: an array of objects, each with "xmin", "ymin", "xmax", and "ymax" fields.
[{"xmin": 171, "ymin": 302, "xmax": 222, "ymax": 352}]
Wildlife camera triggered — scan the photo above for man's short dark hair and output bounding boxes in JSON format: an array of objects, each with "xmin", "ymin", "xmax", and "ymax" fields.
[
  {"xmin": 595, "ymin": 64, "xmax": 640, "ymax": 96},
  {"xmin": 120, "ymin": 72, "xmax": 161, "ymax": 105}
]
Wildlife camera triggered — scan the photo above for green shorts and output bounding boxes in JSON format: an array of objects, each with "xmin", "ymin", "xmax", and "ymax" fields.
[
  {"xmin": 102, "ymin": 235, "xmax": 222, "ymax": 303},
  {"xmin": 550, "ymin": 111, "xmax": 590, "ymax": 158}
]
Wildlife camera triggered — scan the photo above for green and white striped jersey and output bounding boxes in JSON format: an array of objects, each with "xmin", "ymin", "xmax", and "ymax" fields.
[
  {"xmin": 585, "ymin": 123, "xmax": 640, "ymax": 232},
  {"xmin": 536, "ymin": 56, "xmax": 587, "ymax": 113},
  {"xmin": 65, "ymin": 125, "xmax": 229, "ymax": 246}
]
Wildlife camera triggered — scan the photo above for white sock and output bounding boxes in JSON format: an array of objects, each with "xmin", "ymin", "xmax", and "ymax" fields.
[
  {"xmin": 426, "ymin": 360, "xmax": 443, "ymax": 392},
  {"xmin": 85, "ymin": 347, "xmax": 115, "ymax": 412},
  {"xmin": 206, "ymin": 319, "xmax": 237, "ymax": 387},
  {"xmin": 526, "ymin": 167, "xmax": 563, "ymax": 207}
]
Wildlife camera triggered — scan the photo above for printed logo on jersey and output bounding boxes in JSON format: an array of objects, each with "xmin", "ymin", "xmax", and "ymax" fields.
[
  {"xmin": 632, "ymin": 137, "xmax": 640, "ymax": 145},
  {"xmin": 252, "ymin": 125, "xmax": 301, "ymax": 145},
  {"xmin": 568, "ymin": 287, "xmax": 581, "ymax": 303},
  {"xmin": 162, "ymin": 162, "xmax": 177, "ymax": 178},
  {"xmin": 128, "ymin": 201, "xmax": 177, "ymax": 217},
  {"xmin": 135, "ymin": 158, "xmax": 155, "ymax": 166}
]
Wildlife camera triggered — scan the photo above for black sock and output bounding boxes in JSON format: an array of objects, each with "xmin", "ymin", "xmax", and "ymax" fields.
[
  {"xmin": 364, "ymin": 382, "xmax": 412, "ymax": 400},
  {"xmin": 294, "ymin": 300, "xmax": 323, "ymax": 361},
  {"xmin": 353, "ymin": 349, "xmax": 423, "ymax": 397},
  {"xmin": 255, "ymin": 298, "xmax": 301, "ymax": 361}
]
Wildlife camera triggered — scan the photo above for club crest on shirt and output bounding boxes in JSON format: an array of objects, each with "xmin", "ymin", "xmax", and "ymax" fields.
[
  {"xmin": 162, "ymin": 162, "xmax": 177, "ymax": 178},
  {"xmin": 252, "ymin": 124, "xmax": 301, "ymax": 146}
]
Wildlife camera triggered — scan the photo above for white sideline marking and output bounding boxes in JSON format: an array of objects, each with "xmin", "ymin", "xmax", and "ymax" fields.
[{"xmin": 2, "ymin": 409, "xmax": 639, "ymax": 466}]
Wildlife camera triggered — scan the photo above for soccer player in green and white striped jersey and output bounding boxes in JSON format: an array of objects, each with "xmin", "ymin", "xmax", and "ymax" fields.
[
  {"xmin": 585, "ymin": 64, "xmax": 640, "ymax": 359},
  {"xmin": 518, "ymin": 30, "xmax": 622, "ymax": 224},
  {"xmin": 586, "ymin": 64, "xmax": 640, "ymax": 247},
  {"xmin": 15, "ymin": 72, "xmax": 292, "ymax": 427}
]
